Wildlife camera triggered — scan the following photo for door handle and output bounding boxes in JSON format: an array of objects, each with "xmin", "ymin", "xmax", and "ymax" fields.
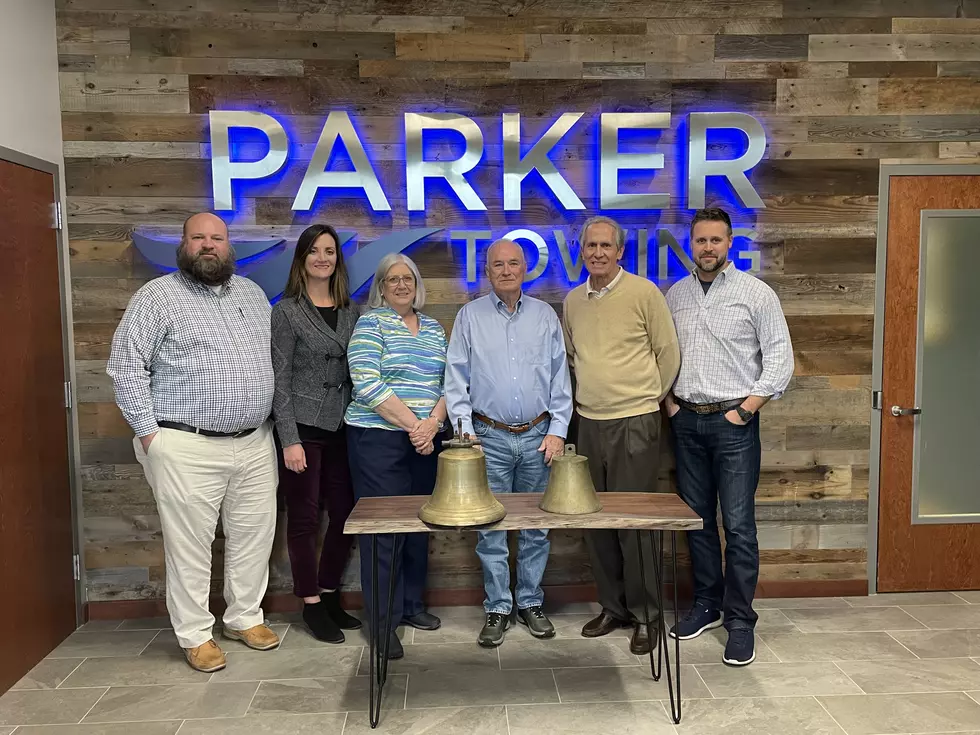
[{"xmin": 890, "ymin": 405, "xmax": 922, "ymax": 417}]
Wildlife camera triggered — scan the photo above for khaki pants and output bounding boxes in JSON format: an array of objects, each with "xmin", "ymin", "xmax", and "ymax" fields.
[{"xmin": 134, "ymin": 422, "xmax": 278, "ymax": 649}]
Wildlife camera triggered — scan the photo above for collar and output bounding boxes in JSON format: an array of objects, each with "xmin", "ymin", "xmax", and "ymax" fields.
[
  {"xmin": 587, "ymin": 266, "xmax": 624, "ymax": 296},
  {"xmin": 692, "ymin": 261, "xmax": 735, "ymax": 285},
  {"xmin": 491, "ymin": 290, "xmax": 523, "ymax": 314},
  {"xmin": 177, "ymin": 270, "xmax": 233, "ymax": 295}
]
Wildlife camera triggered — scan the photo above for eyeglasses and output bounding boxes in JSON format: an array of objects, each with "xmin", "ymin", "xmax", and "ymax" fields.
[{"xmin": 384, "ymin": 275, "xmax": 415, "ymax": 287}]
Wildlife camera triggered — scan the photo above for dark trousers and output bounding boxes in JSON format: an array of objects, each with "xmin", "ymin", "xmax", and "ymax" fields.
[
  {"xmin": 280, "ymin": 428, "xmax": 355, "ymax": 598},
  {"xmin": 346, "ymin": 425, "xmax": 438, "ymax": 627},
  {"xmin": 577, "ymin": 412, "xmax": 663, "ymax": 624},
  {"xmin": 671, "ymin": 408, "xmax": 761, "ymax": 632}
]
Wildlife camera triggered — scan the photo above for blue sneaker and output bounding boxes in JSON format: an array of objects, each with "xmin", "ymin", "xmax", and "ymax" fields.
[
  {"xmin": 668, "ymin": 604, "xmax": 723, "ymax": 640},
  {"xmin": 723, "ymin": 629, "xmax": 755, "ymax": 666}
]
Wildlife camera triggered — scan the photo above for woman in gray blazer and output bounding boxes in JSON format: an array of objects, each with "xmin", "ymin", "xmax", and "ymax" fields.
[{"xmin": 272, "ymin": 224, "xmax": 362, "ymax": 643}]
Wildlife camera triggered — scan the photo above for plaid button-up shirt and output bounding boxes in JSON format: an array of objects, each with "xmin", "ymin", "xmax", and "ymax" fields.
[{"xmin": 107, "ymin": 272, "xmax": 274, "ymax": 437}]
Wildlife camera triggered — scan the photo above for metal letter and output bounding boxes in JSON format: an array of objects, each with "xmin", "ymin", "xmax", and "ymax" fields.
[
  {"xmin": 210, "ymin": 111, "xmax": 288, "ymax": 212},
  {"xmin": 658, "ymin": 228, "xmax": 695, "ymax": 281},
  {"xmin": 405, "ymin": 113, "xmax": 487, "ymax": 211},
  {"xmin": 503, "ymin": 113, "xmax": 585, "ymax": 211},
  {"xmin": 503, "ymin": 229, "xmax": 549, "ymax": 283},
  {"xmin": 293, "ymin": 111, "xmax": 391, "ymax": 212},
  {"xmin": 449, "ymin": 230, "xmax": 493, "ymax": 283},
  {"xmin": 733, "ymin": 226, "xmax": 761, "ymax": 274},
  {"xmin": 600, "ymin": 112, "xmax": 671, "ymax": 210},
  {"xmin": 637, "ymin": 228, "xmax": 649, "ymax": 280},
  {"xmin": 687, "ymin": 112, "xmax": 766, "ymax": 210},
  {"xmin": 554, "ymin": 229, "xmax": 586, "ymax": 282}
]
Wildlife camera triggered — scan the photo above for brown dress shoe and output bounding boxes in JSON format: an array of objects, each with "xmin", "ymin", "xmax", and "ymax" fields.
[
  {"xmin": 581, "ymin": 612, "xmax": 631, "ymax": 638},
  {"xmin": 223, "ymin": 624, "xmax": 280, "ymax": 650},
  {"xmin": 630, "ymin": 623, "xmax": 654, "ymax": 655},
  {"xmin": 184, "ymin": 640, "xmax": 226, "ymax": 672}
]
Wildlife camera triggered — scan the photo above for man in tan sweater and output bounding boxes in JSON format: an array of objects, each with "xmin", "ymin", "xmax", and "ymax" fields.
[{"xmin": 562, "ymin": 215, "xmax": 680, "ymax": 655}]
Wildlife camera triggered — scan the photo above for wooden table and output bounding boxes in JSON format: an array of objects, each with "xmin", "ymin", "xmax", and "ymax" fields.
[{"xmin": 344, "ymin": 492, "xmax": 703, "ymax": 729}]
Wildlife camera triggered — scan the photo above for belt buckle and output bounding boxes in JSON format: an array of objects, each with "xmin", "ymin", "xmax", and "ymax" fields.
[{"xmin": 512, "ymin": 422, "xmax": 530, "ymax": 432}]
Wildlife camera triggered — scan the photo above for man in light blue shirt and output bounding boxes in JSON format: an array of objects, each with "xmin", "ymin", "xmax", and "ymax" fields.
[{"xmin": 446, "ymin": 239, "xmax": 573, "ymax": 647}]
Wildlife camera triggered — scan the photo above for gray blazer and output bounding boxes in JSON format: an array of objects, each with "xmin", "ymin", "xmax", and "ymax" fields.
[{"xmin": 271, "ymin": 295, "xmax": 361, "ymax": 447}]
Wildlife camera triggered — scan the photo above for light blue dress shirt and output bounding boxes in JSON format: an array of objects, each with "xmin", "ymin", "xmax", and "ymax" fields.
[{"xmin": 445, "ymin": 291, "xmax": 573, "ymax": 439}]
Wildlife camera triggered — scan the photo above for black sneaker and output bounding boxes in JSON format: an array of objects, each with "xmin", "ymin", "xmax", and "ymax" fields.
[
  {"xmin": 302, "ymin": 601, "xmax": 344, "ymax": 644},
  {"xmin": 723, "ymin": 629, "xmax": 755, "ymax": 666},
  {"xmin": 320, "ymin": 590, "xmax": 362, "ymax": 630},
  {"xmin": 401, "ymin": 611, "xmax": 442, "ymax": 631},
  {"xmin": 517, "ymin": 607, "xmax": 556, "ymax": 639},
  {"xmin": 668, "ymin": 604, "xmax": 723, "ymax": 640},
  {"xmin": 478, "ymin": 612, "xmax": 510, "ymax": 647}
]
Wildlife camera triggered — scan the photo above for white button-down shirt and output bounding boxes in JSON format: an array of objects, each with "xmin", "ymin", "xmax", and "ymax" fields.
[{"xmin": 665, "ymin": 264, "xmax": 794, "ymax": 404}]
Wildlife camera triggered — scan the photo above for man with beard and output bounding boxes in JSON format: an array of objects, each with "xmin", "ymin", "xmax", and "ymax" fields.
[
  {"xmin": 665, "ymin": 207, "xmax": 793, "ymax": 667},
  {"xmin": 561, "ymin": 216, "xmax": 680, "ymax": 656},
  {"xmin": 108, "ymin": 212, "xmax": 280, "ymax": 673}
]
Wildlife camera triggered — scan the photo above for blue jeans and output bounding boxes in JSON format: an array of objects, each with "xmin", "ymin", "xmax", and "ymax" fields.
[
  {"xmin": 671, "ymin": 409, "xmax": 761, "ymax": 632},
  {"xmin": 473, "ymin": 418, "xmax": 552, "ymax": 614}
]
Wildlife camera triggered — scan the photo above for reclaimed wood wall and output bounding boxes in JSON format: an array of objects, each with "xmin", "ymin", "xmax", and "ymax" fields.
[{"xmin": 57, "ymin": 0, "xmax": 980, "ymax": 603}]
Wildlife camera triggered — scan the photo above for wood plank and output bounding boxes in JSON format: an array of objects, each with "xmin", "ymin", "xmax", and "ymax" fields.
[
  {"xmin": 463, "ymin": 18, "xmax": 646, "ymax": 34},
  {"xmin": 60, "ymin": 72, "xmax": 190, "ymax": 114},
  {"xmin": 892, "ymin": 18, "xmax": 980, "ymax": 34},
  {"xmin": 787, "ymin": 425, "xmax": 871, "ymax": 451},
  {"xmin": 810, "ymin": 34, "xmax": 980, "ymax": 62},
  {"xmin": 360, "ymin": 60, "xmax": 513, "ymax": 79},
  {"xmin": 395, "ymin": 33, "xmax": 525, "ymax": 62},
  {"xmin": 807, "ymin": 114, "xmax": 980, "ymax": 142},
  {"xmin": 644, "ymin": 62, "xmax": 726, "ymax": 80},
  {"xmin": 725, "ymin": 62, "xmax": 848, "ymax": 79},
  {"xmin": 879, "ymin": 78, "xmax": 980, "ymax": 114},
  {"xmin": 59, "ymin": 54, "xmax": 96, "ymax": 72},
  {"xmin": 776, "ymin": 78, "xmax": 879, "ymax": 115},
  {"xmin": 939, "ymin": 142, "xmax": 980, "ymax": 158},
  {"xmin": 671, "ymin": 80, "xmax": 776, "ymax": 113},
  {"xmin": 721, "ymin": 19, "xmax": 892, "ymax": 34},
  {"xmin": 80, "ymin": 438, "xmax": 135, "ymax": 466},
  {"xmin": 57, "ymin": 26, "xmax": 130, "ymax": 55},
  {"xmin": 63, "ymin": 142, "xmax": 204, "ymax": 159},
  {"xmin": 76, "ymin": 359, "xmax": 114, "ymax": 403},
  {"xmin": 67, "ymin": 196, "xmax": 255, "ymax": 224},
  {"xmin": 63, "ymin": 112, "xmax": 209, "ymax": 142},
  {"xmin": 787, "ymin": 315, "xmax": 873, "ymax": 349},
  {"xmin": 525, "ymin": 34, "xmax": 715, "ymax": 63},
  {"xmin": 938, "ymin": 61, "xmax": 980, "ymax": 76},
  {"xmin": 769, "ymin": 142, "xmax": 939, "ymax": 159},
  {"xmin": 762, "ymin": 275, "xmax": 875, "ymax": 316},
  {"xmin": 73, "ymin": 322, "xmax": 118, "ymax": 361},
  {"xmin": 714, "ymin": 34, "xmax": 809, "ymax": 62},
  {"xmin": 93, "ymin": 55, "xmax": 305, "ymax": 76},
  {"xmin": 782, "ymin": 237, "xmax": 877, "ymax": 273},
  {"xmin": 762, "ymin": 386, "xmax": 871, "ymax": 425},
  {"xmin": 847, "ymin": 61, "xmax": 938, "ymax": 77},
  {"xmin": 783, "ymin": 0, "xmax": 962, "ymax": 17},
  {"xmin": 130, "ymin": 28, "xmax": 396, "ymax": 60},
  {"xmin": 78, "ymin": 403, "xmax": 130, "ymax": 439},
  {"xmin": 794, "ymin": 350, "xmax": 873, "ymax": 376}
]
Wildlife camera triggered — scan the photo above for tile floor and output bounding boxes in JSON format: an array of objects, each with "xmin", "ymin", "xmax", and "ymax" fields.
[{"xmin": 4, "ymin": 593, "xmax": 980, "ymax": 734}]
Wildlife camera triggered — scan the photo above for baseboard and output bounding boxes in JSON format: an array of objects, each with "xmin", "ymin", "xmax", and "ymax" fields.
[{"xmin": 85, "ymin": 578, "xmax": 867, "ymax": 621}]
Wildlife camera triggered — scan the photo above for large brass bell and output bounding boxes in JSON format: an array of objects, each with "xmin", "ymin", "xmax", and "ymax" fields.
[
  {"xmin": 418, "ymin": 419, "xmax": 507, "ymax": 527},
  {"xmin": 539, "ymin": 444, "xmax": 602, "ymax": 515}
]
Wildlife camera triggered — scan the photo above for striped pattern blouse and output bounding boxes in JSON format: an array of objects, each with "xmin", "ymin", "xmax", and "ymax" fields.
[{"xmin": 344, "ymin": 307, "xmax": 448, "ymax": 431}]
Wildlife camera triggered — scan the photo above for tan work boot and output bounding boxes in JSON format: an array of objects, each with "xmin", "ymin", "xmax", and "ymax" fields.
[
  {"xmin": 184, "ymin": 640, "xmax": 226, "ymax": 673},
  {"xmin": 223, "ymin": 623, "xmax": 280, "ymax": 650}
]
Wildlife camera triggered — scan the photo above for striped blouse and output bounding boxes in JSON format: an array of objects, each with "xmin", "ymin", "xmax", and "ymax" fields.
[{"xmin": 344, "ymin": 307, "xmax": 448, "ymax": 431}]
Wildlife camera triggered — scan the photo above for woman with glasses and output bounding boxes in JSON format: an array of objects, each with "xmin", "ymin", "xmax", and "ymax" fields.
[
  {"xmin": 344, "ymin": 253, "xmax": 449, "ymax": 660},
  {"xmin": 271, "ymin": 224, "xmax": 362, "ymax": 643}
]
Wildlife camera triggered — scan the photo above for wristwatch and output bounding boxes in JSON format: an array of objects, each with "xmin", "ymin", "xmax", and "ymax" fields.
[{"xmin": 735, "ymin": 406, "xmax": 754, "ymax": 423}]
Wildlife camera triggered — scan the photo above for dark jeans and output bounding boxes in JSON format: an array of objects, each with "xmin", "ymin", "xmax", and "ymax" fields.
[
  {"xmin": 346, "ymin": 425, "xmax": 439, "ymax": 628},
  {"xmin": 671, "ymin": 408, "xmax": 762, "ymax": 631},
  {"xmin": 280, "ymin": 428, "xmax": 355, "ymax": 598},
  {"xmin": 577, "ymin": 412, "xmax": 663, "ymax": 624}
]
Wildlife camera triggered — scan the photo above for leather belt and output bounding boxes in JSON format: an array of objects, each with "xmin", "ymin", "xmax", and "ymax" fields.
[
  {"xmin": 675, "ymin": 398, "xmax": 745, "ymax": 415},
  {"xmin": 473, "ymin": 411, "xmax": 549, "ymax": 434},
  {"xmin": 158, "ymin": 421, "xmax": 258, "ymax": 438}
]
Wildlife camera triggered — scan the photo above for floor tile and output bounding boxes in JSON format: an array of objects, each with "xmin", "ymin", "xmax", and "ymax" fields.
[
  {"xmin": 889, "ymin": 629, "xmax": 980, "ymax": 658},
  {"xmin": 781, "ymin": 607, "xmax": 926, "ymax": 632},
  {"xmin": 900, "ymin": 604, "xmax": 980, "ymax": 630},
  {"xmin": 61, "ymin": 655, "xmax": 211, "ymax": 687},
  {"xmin": 818, "ymin": 692, "xmax": 980, "ymax": 734},
  {"xmin": 498, "ymin": 637, "xmax": 639, "ymax": 669},
  {"xmin": 553, "ymin": 664, "xmax": 710, "ymax": 702},
  {"xmin": 671, "ymin": 696, "xmax": 845, "ymax": 734},
  {"xmin": 0, "ymin": 689, "xmax": 108, "ymax": 727},
  {"xmin": 758, "ymin": 631, "xmax": 918, "ymax": 662},
  {"xmin": 140, "ymin": 625, "xmax": 289, "ymax": 658},
  {"xmin": 0, "ymin": 728, "xmax": 12, "ymax": 735},
  {"xmin": 248, "ymin": 676, "xmax": 406, "ymax": 715},
  {"xmin": 11, "ymin": 659, "xmax": 86, "ymax": 690},
  {"xmin": 838, "ymin": 658, "xmax": 980, "ymax": 694},
  {"xmin": 664, "ymin": 628, "xmax": 780, "ymax": 665},
  {"xmin": 178, "ymin": 713, "xmax": 347, "ymax": 735},
  {"xmin": 356, "ymin": 642, "xmax": 497, "ymax": 676},
  {"xmin": 406, "ymin": 668, "xmax": 559, "ymax": 708},
  {"xmin": 82, "ymin": 683, "xmax": 258, "ymax": 723},
  {"xmin": 846, "ymin": 592, "xmax": 968, "ymax": 607},
  {"xmin": 547, "ymin": 613, "xmax": 634, "ymax": 640},
  {"xmin": 344, "ymin": 706, "xmax": 508, "ymax": 735},
  {"xmin": 74, "ymin": 620, "xmax": 123, "ymax": 633},
  {"xmin": 955, "ymin": 591, "xmax": 980, "ymax": 604},
  {"xmin": 695, "ymin": 661, "xmax": 860, "ymax": 697},
  {"xmin": 14, "ymin": 723, "xmax": 181, "ymax": 735},
  {"xmin": 214, "ymin": 646, "xmax": 362, "ymax": 682},
  {"xmin": 407, "ymin": 616, "xmax": 488, "ymax": 645},
  {"xmin": 507, "ymin": 702, "xmax": 675, "ymax": 735},
  {"xmin": 115, "ymin": 617, "xmax": 173, "ymax": 631},
  {"xmin": 278, "ymin": 623, "xmax": 405, "ymax": 650},
  {"xmin": 754, "ymin": 609, "xmax": 800, "ymax": 632},
  {"xmin": 972, "ymin": 690, "xmax": 980, "ymax": 705},
  {"xmin": 48, "ymin": 631, "xmax": 159, "ymax": 659},
  {"xmin": 755, "ymin": 597, "xmax": 850, "ymax": 609}
]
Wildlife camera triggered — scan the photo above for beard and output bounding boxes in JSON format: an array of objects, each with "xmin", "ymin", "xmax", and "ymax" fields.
[
  {"xmin": 695, "ymin": 252, "xmax": 728, "ymax": 274},
  {"xmin": 177, "ymin": 242, "xmax": 236, "ymax": 286}
]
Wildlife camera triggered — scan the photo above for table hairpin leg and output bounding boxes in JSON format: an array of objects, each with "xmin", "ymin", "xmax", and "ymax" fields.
[
  {"xmin": 368, "ymin": 533, "xmax": 403, "ymax": 729},
  {"xmin": 663, "ymin": 531, "xmax": 681, "ymax": 724}
]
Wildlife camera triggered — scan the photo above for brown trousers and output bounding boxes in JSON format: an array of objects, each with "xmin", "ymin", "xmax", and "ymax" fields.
[{"xmin": 577, "ymin": 411, "xmax": 664, "ymax": 624}]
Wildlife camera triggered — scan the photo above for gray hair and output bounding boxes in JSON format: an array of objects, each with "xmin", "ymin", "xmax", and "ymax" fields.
[
  {"xmin": 366, "ymin": 253, "xmax": 426, "ymax": 310},
  {"xmin": 579, "ymin": 215, "xmax": 626, "ymax": 250},
  {"xmin": 485, "ymin": 238, "xmax": 526, "ymax": 273}
]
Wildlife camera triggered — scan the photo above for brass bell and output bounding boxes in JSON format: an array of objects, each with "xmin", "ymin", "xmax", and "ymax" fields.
[
  {"xmin": 418, "ymin": 419, "xmax": 507, "ymax": 527},
  {"xmin": 539, "ymin": 444, "xmax": 602, "ymax": 515}
]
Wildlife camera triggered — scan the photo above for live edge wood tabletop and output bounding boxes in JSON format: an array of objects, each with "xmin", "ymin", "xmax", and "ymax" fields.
[{"xmin": 344, "ymin": 492, "xmax": 703, "ymax": 535}]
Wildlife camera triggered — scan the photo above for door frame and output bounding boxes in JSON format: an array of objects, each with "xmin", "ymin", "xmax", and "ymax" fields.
[
  {"xmin": 0, "ymin": 144, "xmax": 84, "ymax": 626},
  {"xmin": 868, "ymin": 163, "xmax": 980, "ymax": 594}
]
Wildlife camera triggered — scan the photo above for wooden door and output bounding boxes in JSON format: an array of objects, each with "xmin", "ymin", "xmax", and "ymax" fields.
[
  {"xmin": 877, "ymin": 174, "xmax": 980, "ymax": 592},
  {"xmin": 0, "ymin": 158, "xmax": 77, "ymax": 692}
]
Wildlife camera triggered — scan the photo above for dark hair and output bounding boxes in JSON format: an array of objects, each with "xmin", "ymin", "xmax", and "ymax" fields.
[
  {"xmin": 283, "ymin": 224, "xmax": 351, "ymax": 308},
  {"xmin": 690, "ymin": 208, "xmax": 733, "ymax": 238}
]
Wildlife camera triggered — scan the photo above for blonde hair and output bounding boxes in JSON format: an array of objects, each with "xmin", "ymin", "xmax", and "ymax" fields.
[{"xmin": 367, "ymin": 253, "xmax": 426, "ymax": 310}]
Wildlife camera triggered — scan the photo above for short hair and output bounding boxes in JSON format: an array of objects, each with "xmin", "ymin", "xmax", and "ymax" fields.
[
  {"xmin": 579, "ymin": 215, "xmax": 625, "ymax": 250},
  {"xmin": 367, "ymin": 253, "xmax": 426, "ymax": 310},
  {"xmin": 485, "ymin": 238, "xmax": 526, "ymax": 270},
  {"xmin": 181, "ymin": 212, "xmax": 228, "ymax": 243},
  {"xmin": 690, "ymin": 207, "xmax": 733, "ymax": 238}
]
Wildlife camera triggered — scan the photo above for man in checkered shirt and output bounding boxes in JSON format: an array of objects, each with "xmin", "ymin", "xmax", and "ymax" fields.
[
  {"xmin": 108, "ymin": 213, "xmax": 280, "ymax": 673},
  {"xmin": 665, "ymin": 207, "xmax": 794, "ymax": 668}
]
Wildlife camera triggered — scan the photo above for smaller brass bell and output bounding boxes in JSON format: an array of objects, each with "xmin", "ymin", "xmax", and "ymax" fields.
[
  {"xmin": 539, "ymin": 444, "xmax": 602, "ymax": 515},
  {"xmin": 418, "ymin": 419, "xmax": 507, "ymax": 528}
]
